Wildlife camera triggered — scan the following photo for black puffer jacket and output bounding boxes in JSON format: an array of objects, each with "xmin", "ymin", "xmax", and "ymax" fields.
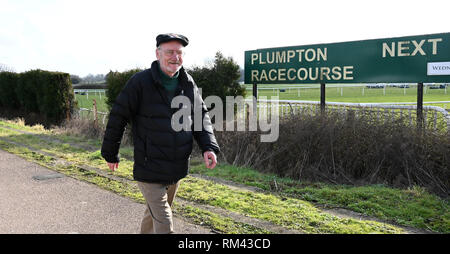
[{"xmin": 101, "ymin": 61, "xmax": 220, "ymax": 184}]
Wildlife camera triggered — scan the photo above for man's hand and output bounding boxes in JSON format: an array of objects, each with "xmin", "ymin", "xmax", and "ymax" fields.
[
  {"xmin": 107, "ymin": 162, "xmax": 119, "ymax": 171},
  {"xmin": 203, "ymin": 151, "xmax": 217, "ymax": 169}
]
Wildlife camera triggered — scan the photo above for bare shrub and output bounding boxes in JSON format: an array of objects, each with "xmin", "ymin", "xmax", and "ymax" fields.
[
  {"xmin": 55, "ymin": 116, "xmax": 105, "ymax": 139},
  {"xmin": 54, "ymin": 116, "xmax": 133, "ymax": 147},
  {"xmin": 216, "ymin": 109, "xmax": 450, "ymax": 197}
]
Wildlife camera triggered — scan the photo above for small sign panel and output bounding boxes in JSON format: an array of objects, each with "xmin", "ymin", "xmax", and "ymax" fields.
[{"xmin": 427, "ymin": 62, "xmax": 450, "ymax": 75}]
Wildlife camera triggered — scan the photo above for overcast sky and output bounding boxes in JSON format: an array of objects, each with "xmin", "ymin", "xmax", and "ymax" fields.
[{"xmin": 1, "ymin": 0, "xmax": 448, "ymax": 77}]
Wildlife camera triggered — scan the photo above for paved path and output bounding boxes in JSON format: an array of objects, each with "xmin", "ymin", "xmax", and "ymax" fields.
[{"xmin": 0, "ymin": 149, "xmax": 211, "ymax": 234}]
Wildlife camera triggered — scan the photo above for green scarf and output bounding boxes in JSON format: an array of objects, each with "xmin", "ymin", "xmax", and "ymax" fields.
[{"xmin": 158, "ymin": 63, "xmax": 179, "ymax": 102}]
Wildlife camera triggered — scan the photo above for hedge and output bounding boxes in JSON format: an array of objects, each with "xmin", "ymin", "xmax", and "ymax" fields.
[
  {"xmin": 0, "ymin": 69, "xmax": 75, "ymax": 126},
  {"xmin": 0, "ymin": 71, "xmax": 20, "ymax": 109},
  {"xmin": 105, "ymin": 68, "xmax": 142, "ymax": 111}
]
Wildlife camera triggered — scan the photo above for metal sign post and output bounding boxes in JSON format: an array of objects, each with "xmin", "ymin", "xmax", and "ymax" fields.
[
  {"xmin": 320, "ymin": 83, "xmax": 326, "ymax": 113},
  {"xmin": 417, "ymin": 83, "xmax": 424, "ymax": 129},
  {"xmin": 253, "ymin": 83, "xmax": 258, "ymax": 122}
]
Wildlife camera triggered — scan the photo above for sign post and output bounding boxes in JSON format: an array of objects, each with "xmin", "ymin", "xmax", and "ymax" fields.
[
  {"xmin": 320, "ymin": 83, "xmax": 326, "ymax": 113},
  {"xmin": 417, "ymin": 83, "xmax": 424, "ymax": 129},
  {"xmin": 253, "ymin": 83, "xmax": 258, "ymax": 121}
]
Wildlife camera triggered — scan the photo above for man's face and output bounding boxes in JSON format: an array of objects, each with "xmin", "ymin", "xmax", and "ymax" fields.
[{"xmin": 156, "ymin": 41, "xmax": 185, "ymax": 77}]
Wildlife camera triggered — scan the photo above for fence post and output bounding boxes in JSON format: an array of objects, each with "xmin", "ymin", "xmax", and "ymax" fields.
[{"xmin": 93, "ymin": 99, "xmax": 98, "ymax": 129}]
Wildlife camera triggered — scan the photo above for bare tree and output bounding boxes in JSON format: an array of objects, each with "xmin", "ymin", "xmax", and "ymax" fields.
[
  {"xmin": 82, "ymin": 73, "xmax": 105, "ymax": 84},
  {"xmin": 0, "ymin": 63, "xmax": 15, "ymax": 72}
]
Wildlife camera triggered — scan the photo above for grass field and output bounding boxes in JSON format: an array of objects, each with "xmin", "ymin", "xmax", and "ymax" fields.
[{"xmin": 75, "ymin": 92, "xmax": 108, "ymax": 113}]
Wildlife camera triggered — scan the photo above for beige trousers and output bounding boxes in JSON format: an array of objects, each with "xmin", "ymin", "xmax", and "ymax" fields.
[{"xmin": 137, "ymin": 181, "xmax": 180, "ymax": 234}]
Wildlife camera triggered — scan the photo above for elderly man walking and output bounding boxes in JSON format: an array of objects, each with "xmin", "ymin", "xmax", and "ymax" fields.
[{"xmin": 101, "ymin": 33, "xmax": 220, "ymax": 234}]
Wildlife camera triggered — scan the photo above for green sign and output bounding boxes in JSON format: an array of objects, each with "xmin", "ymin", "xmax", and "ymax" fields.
[{"xmin": 245, "ymin": 33, "xmax": 450, "ymax": 84}]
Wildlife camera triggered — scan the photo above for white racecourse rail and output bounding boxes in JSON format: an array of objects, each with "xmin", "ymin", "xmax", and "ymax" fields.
[{"xmin": 244, "ymin": 99, "xmax": 450, "ymax": 131}]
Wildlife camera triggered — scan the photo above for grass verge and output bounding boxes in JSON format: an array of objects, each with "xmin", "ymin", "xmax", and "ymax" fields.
[{"xmin": 190, "ymin": 162, "xmax": 449, "ymax": 233}]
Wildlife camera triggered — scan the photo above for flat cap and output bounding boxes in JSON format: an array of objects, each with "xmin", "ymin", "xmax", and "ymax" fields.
[{"xmin": 156, "ymin": 33, "xmax": 189, "ymax": 47}]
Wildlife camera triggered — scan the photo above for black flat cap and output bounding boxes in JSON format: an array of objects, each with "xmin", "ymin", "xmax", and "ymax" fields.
[{"xmin": 156, "ymin": 33, "xmax": 189, "ymax": 47}]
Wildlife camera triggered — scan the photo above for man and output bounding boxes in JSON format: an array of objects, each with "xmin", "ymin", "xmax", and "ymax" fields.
[{"xmin": 101, "ymin": 33, "xmax": 220, "ymax": 234}]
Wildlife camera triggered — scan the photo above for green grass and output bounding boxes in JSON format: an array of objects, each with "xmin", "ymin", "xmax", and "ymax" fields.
[
  {"xmin": 75, "ymin": 93, "xmax": 108, "ymax": 112},
  {"xmin": 178, "ymin": 176, "xmax": 403, "ymax": 234},
  {"xmin": 173, "ymin": 202, "xmax": 272, "ymax": 234},
  {"xmin": 251, "ymin": 85, "xmax": 450, "ymax": 105},
  {"xmin": 0, "ymin": 119, "xmax": 100, "ymax": 147},
  {"xmin": 190, "ymin": 163, "xmax": 450, "ymax": 233}
]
